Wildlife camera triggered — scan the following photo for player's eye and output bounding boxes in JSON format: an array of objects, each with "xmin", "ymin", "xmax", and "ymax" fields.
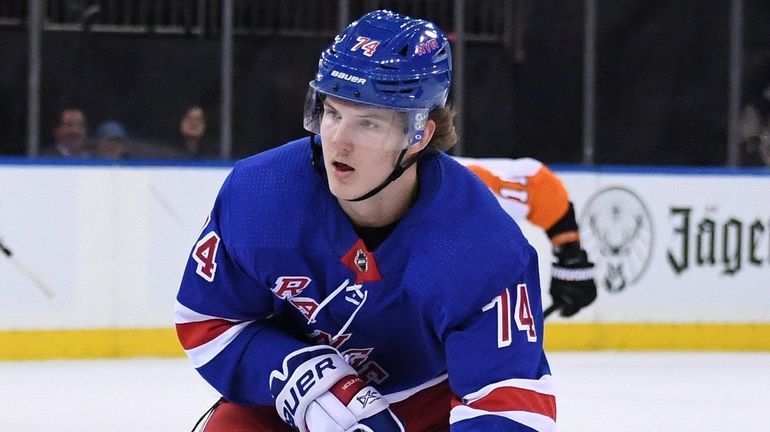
[
  {"xmin": 324, "ymin": 108, "xmax": 340, "ymax": 120},
  {"xmin": 360, "ymin": 119, "xmax": 378, "ymax": 129}
]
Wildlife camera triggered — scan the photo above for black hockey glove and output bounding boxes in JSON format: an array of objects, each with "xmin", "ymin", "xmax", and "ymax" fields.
[{"xmin": 550, "ymin": 242, "xmax": 597, "ymax": 317}]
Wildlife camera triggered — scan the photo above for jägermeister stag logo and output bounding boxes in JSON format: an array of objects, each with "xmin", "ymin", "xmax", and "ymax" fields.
[{"xmin": 579, "ymin": 186, "xmax": 654, "ymax": 293}]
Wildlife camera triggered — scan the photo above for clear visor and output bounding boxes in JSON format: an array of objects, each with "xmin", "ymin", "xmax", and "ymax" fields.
[{"xmin": 303, "ymin": 83, "xmax": 430, "ymax": 150}]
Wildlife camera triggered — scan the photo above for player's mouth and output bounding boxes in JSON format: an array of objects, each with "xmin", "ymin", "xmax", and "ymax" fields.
[{"xmin": 332, "ymin": 161, "xmax": 354, "ymax": 173}]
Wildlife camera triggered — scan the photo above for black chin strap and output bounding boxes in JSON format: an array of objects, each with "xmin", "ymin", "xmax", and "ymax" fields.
[
  {"xmin": 308, "ymin": 133, "xmax": 426, "ymax": 203},
  {"xmin": 347, "ymin": 147, "xmax": 424, "ymax": 202},
  {"xmin": 310, "ymin": 133, "xmax": 325, "ymax": 174}
]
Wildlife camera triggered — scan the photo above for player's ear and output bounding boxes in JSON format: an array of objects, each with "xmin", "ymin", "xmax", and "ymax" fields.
[{"xmin": 408, "ymin": 119, "xmax": 435, "ymax": 155}]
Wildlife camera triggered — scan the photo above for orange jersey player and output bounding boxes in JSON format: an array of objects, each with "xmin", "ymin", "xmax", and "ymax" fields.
[{"xmin": 456, "ymin": 157, "xmax": 597, "ymax": 317}]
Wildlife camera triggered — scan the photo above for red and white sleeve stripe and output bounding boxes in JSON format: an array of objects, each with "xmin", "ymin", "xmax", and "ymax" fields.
[
  {"xmin": 449, "ymin": 374, "xmax": 557, "ymax": 431},
  {"xmin": 174, "ymin": 301, "xmax": 253, "ymax": 368}
]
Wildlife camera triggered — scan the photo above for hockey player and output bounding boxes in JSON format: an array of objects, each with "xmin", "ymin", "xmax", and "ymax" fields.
[
  {"xmin": 455, "ymin": 157, "xmax": 597, "ymax": 317},
  {"xmin": 176, "ymin": 10, "xmax": 556, "ymax": 432}
]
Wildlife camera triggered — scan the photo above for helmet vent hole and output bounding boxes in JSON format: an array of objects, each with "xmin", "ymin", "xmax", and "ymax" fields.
[
  {"xmin": 398, "ymin": 45, "xmax": 409, "ymax": 57},
  {"xmin": 375, "ymin": 78, "xmax": 419, "ymax": 95},
  {"xmin": 433, "ymin": 47, "xmax": 448, "ymax": 62}
]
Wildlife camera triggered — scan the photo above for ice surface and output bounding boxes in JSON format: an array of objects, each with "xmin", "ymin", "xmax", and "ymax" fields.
[{"xmin": 2, "ymin": 352, "xmax": 768, "ymax": 431}]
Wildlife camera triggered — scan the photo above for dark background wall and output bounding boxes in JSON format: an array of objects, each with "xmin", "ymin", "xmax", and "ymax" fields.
[
  {"xmin": 1, "ymin": 1, "xmax": 769, "ymax": 165},
  {"xmin": 0, "ymin": 30, "xmax": 28, "ymax": 155},
  {"xmin": 595, "ymin": 1, "xmax": 729, "ymax": 165}
]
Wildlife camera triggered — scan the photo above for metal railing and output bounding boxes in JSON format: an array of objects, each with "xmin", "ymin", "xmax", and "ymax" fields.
[
  {"xmin": 1, "ymin": 0, "xmax": 516, "ymax": 40},
  {"xmin": 4, "ymin": 0, "xmax": 759, "ymax": 165},
  {"xmin": 11, "ymin": 0, "xmax": 521, "ymax": 159}
]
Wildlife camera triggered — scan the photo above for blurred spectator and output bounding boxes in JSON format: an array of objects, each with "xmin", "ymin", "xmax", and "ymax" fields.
[
  {"xmin": 739, "ymin": 54, "xmax": 770, "ymax": 167},
  {"xmin": 42, "ymin": 107, "xmax": 90, "ymax": 157},
  {"xmin": 94, "ymin": 120, "xmax": 130, "ymax": 159},
  {"xmin": 131, "ymin": 105, "xmax": 218, "ymax": 159},
  {"xmin": 740, "ymin": 104, "xmax": 770, "ymax": 167},
  {"xmin": 176, "ymin": 105, "xmax": 217, "ymax": 158}
]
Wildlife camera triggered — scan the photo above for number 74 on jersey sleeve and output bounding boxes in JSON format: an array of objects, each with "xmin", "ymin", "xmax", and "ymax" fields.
[{"xmin": 482, "ymin": 284, "xmax": 537, "ymax": 348}]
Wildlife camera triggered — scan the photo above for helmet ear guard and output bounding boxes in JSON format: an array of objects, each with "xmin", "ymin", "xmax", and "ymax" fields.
[{"xmin": 303, "ymin": 10, "xmax": 452, "ymax": 146}]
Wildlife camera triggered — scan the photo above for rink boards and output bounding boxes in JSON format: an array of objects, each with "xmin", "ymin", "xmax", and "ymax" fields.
[{"xmin": 1, "ymin": 160, "xmax": 769, "ymax": 359}]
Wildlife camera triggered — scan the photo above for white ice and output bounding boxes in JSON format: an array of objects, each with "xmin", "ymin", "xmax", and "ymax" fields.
[{"xmin": 2, "ymin": 352, "xmax": 769, "ymax": 431}]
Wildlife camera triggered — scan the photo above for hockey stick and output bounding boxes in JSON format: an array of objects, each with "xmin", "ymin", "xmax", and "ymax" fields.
[
  {"xmin": 543, "ymin": 303, "xmax": 559, "ymax": 319},
  {"xmin": 0, "ymin": 238, "xmax": 55, "ymax": 298},
  {"xmin": 149, "ymin": 182, "xmax": 186, "ymax": 228}
]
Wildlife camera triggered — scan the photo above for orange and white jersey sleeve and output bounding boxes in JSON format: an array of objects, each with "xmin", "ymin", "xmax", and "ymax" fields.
[{"xmin": 454, "ymin": 157, "xmax": 570, "ymax": 232}]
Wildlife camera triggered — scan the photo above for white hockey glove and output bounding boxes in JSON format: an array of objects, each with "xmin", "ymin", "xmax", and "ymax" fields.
[{"xmin": 270, "ymin": 345, "xmax": 404, "ymax": 432}]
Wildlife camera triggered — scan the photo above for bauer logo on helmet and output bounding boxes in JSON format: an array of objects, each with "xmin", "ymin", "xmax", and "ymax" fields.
[{"xmin": 330, "ymin": 70, "xmax": 367, "ymax": 85}]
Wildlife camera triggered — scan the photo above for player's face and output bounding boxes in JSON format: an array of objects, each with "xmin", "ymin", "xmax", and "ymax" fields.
[{"xmin": 319, "ymin": 97, "xmax": 409, "ymax": 200}]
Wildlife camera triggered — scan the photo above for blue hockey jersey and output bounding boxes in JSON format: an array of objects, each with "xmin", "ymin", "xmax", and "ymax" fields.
[{"xmin": 175, "ymin": 137, "xmax": 556, "ymax": 431}]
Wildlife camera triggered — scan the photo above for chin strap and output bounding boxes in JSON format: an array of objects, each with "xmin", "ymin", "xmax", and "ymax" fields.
[
  {"xmin": 347, "ymin": 147, "xmax": 426, "ymax": 202},
  {"xmin": 310, "ymin": 133, "xmax": 325, "ymax": 174},
  {"xmin": 308, "ymin": 133, "xmax": 427, "ymax": 203}
]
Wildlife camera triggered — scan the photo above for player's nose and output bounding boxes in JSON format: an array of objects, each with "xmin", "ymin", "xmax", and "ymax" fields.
[{"xmin": 329, "ymin": 122, "xmax": 355, "ymax": 153}]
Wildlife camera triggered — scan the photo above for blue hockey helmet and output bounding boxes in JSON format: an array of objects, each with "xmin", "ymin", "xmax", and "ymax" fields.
[{"xmin": 304, "ymin": 10, "xmax": 452, "ymax": 145}]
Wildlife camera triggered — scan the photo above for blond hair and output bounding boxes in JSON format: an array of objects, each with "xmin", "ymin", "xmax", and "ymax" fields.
[{"xmin": 426, "ymin": 105, "xmax": 457, "ymax": 153}]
